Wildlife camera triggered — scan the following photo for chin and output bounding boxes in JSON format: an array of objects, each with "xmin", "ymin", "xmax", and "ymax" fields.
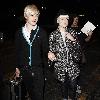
[{"xmin": 31, "ymin": 22, "xmax": 37, "ymax": 26}]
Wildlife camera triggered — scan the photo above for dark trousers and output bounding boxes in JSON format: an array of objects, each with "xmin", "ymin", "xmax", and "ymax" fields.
[
  {"xmin": 21, "ymin": 66, "xmax": 44, "ymax": 100},
  {"xmin": 61, "ymin": 74, "xmax": 78, "ymax": 100}
]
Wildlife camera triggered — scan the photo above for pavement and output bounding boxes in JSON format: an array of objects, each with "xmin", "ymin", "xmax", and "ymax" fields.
[{"xmin": 0, "ymin": 36, "xmax": 100, "ymax": 100}]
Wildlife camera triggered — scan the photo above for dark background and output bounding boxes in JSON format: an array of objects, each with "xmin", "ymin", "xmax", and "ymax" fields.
[
  {"xmin": 0, "ymin": 0, "xmax": 100, "ymax": 41},
  {"xmin": 0, "ymin": 1, "xmax": 100, "ymax": 99}
]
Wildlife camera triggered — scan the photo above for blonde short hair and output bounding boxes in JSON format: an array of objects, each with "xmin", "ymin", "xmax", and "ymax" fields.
[{"xmin": 24, "ymin": 4, "xmax": 40, "ymax": 17}]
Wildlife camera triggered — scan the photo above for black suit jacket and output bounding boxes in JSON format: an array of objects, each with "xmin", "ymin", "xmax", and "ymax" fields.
[{"xmin": 15, "ymin": 26, "xmax": 49, "ymax": 70}]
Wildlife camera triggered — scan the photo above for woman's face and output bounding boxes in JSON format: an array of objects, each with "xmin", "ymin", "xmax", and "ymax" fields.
[
  {"xmin": 57, "ymin": 15, "xmax": 69, "ymax": 28},
  {"xmin": 72, "ymin": 17, "xmax": 79, "ymax": 26}
]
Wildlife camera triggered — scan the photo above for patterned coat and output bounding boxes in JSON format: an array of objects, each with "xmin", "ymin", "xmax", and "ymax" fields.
[{"xmin": 49, "ymin": 28, "xmax": 82, "ymax": 82}]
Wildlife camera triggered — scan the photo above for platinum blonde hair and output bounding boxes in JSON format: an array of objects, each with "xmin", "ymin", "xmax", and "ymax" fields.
[{"xmin": 24, "ymin": 4, "xmax": 40, "ymax": 17}]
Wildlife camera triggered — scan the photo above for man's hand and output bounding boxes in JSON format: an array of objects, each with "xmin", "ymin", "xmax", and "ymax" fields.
[{"xmin": 15, "ymin": 68, "xmax": 20, "ymax": 77}]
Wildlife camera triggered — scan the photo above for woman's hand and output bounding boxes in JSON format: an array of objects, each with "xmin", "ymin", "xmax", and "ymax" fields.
[
  {"xmin": 66, "ymin": 32, "xmax": 75, "ymax": 41},
  {"xmin": 48, "ymin": 51, "xmax": 56, "ymax": 61},
  {"xmin": 85, "ymin": 30, "xmax": 93, "ymax": 42},
  {"xmin": 87, "ymin": 30, "xmax": 93, "ymax": 36}
]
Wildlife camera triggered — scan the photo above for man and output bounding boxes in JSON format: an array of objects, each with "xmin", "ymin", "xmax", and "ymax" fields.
[
  {"xmin": 48, "ymin": 9, "xmax": 82, "ymax": 100},
  {"xmin": 15, "ymin": 4, "xmax": 48, "ymax": 100}
]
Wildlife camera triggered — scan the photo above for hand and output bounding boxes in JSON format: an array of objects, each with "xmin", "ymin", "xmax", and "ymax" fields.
[
  {"xmin": 15, "ymin": 68, "xmax": 20, "ymax": 77},
  {"xmin": 87, "ymin": 30, "xmax": 93, "ymax": 36},
  {"xmin": 66, "ymin": 32, "xmax": 75, "ymax": 41},
  {"xmin": 48, "ymin": 51, "xmax": 56, "ymax": 61}
]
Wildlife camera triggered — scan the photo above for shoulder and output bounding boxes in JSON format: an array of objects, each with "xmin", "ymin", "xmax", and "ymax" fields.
[
  {"xmin": 16, "ymin": 27, "xmax": 22, "ymax": 34},
  {"xmin": 15, "ymin": 27, "xmax": 22, "ymax": 37},
  {"xmin": 38, "ymin": 26, "xmax": 47, "ymax": 33},
  {"xmin": 38, "ymin": 26, "xmax": 49, "ymax": 39},
  {"xmin": 15, "ymin": 26, "xmax": 24, "ymax": 39},
  {"xmin": 15, "ymin": 26, "xmax": 23, "ymax": 35},
  {"xmin": 38, "ymin": 27, "xmax": 47, "ymax": 35},
  {"xmin": 49, "ymin": 30, "xmax": 58, "ymax": 36}
]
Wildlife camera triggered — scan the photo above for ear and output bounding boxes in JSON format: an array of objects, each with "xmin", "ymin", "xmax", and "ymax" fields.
[{"xmin": 24, "ymin": 13, "xmax": 28, "ymax": 19}]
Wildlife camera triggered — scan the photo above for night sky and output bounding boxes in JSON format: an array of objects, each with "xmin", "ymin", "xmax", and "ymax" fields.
[
  {"xmin": 0, "ymin": 0, "xmax": 100, "ymax": 24},
  {"xmin": 0, "ymin": 0, "xmax": 100, "ymax": 40}
]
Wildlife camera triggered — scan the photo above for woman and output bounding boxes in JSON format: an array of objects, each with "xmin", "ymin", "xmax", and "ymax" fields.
[{"xmin": 48, "ymin": 9, "xmax": 82, "ymax": 100}]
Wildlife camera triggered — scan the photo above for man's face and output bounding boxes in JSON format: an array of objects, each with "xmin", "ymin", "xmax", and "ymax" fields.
[
  {"xmin": 57, "ymin": 15, "xmax": 69, "ymax": 28},
  {"xmin": 25, "ymin": 10, "xmax": 40, "ymax": 26}
]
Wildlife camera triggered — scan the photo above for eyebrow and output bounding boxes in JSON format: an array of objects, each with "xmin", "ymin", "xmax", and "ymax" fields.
[{"xmin": 29, "ymin": 13, "xmax": 39, "ymax": 16}]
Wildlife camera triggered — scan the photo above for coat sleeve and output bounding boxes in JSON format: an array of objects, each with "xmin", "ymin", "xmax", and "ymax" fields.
[
  {"xmin": 41, "ymin": 29, "xmax": 49, "ymax": 77},
  {"xmin": 49, "ymin": 32, "xmax": 56, "ymax": 53},
  {"xmin": 15, "ymin": 29, "xmax": 22, "ymax": 70}
]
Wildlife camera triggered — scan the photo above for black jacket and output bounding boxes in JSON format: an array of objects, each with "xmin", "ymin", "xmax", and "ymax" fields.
[{"xmin": 15, "ymin": 26, "xmax": 49, "ymax": 70}]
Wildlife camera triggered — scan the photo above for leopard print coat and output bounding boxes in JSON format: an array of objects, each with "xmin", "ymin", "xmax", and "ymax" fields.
[{"xmin": 49, "ymin": 28, "xmax": 82, "ymax": 82}]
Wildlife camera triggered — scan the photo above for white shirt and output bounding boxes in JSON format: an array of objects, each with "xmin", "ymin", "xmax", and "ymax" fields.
[
  {"xmin": 22, "ymin": 24, "xmax": 37, "ymax": 43},
  {"xmin": 61, "ymin": 32, "xmax": 69, "ymax": 52},
  {"xmin": 61, "ymin": 32, "xmax": 66, "ymax": 44}
]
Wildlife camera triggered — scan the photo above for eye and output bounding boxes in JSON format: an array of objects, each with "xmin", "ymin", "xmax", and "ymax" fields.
[
  {"xmin": 35, "ymin": 13, "xmax": 39, "ymax": 17},
  {"xmin": 61, "ymin": 18, "xmax": 64, "ymax": 20},
  {"xmin": 30, "ymin": 13, "xmax": 39, "ymax": 17},
  {"xmin": 66, "ymin": 18, "xmax": 69, "ymax": 20},
  {"xmin": 30, "ymin": 14, "xmax": 34, "ymax": 16}
]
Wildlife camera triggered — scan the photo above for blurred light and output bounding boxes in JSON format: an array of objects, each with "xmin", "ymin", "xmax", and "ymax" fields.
[
  {"xmin": 42, "ymin": 6, "xmax": 46, "ymax": 10},
  {"xmin": 42, "ymin": 6, "xmax": 44, "ymax": 9},
  {"xmin": 44, "ymin": 7, "xmax": 46, "ymax": 10},
  {"xmin": 79, "ymin": 14, "xmax": 85, "ymax": 16}
]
